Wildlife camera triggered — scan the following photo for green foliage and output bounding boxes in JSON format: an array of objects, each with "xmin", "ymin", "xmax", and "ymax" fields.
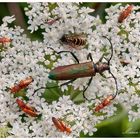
[
  {"xmin": 42, "ymin": 82, "xmax": 62, "ymax": 103},
  {"xmin": 80, "ymin": 106, "xmax": 140, "ymax": 137},
  {"xmin": 42, "ymin": 82, "xmax": 84, "ymax": 104},
  {"xmin": 0, "ymin": 126, "xmax": 10, "ymax": 138},
  {"xmin": 124, "ymin": 119, "xmax": 140, "ymax": 137}
]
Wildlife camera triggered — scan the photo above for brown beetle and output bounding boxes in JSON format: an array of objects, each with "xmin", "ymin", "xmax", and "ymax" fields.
[
  {"xmin": 118, "ymin": 5, "xmax": 133, "ymax": 23},
  {"xmin": 52, "ymin": 117, "xmax": 71, "ymax": 134},
  {"xmin": 10, "ymin": 76, "xmax": 33, "ymax": 93}
]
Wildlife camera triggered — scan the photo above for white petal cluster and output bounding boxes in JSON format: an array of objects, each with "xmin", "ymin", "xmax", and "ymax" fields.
[{"xmin": 0, "ymin": 3, "xmax": 139, "ymax": 138}]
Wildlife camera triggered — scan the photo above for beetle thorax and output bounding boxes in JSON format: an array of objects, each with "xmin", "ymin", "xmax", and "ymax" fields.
[{"xmin": 95, "ymin": 62, "xmax": 109, "ymax": 73}]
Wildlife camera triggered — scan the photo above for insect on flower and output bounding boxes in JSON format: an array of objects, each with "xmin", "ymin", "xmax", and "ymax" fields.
[
  {"xmin": 0, "ymin": 37, "xmax": 12, "ymax": 45},
  {"xmin": 118, "ymin": 5, "xmax": 133, "ymax": 23},
  {"xmin": 16, "ymin": 99, "xmax": 38, "ymax": 117},
  {"xmin": 120, "ymin": 59, "xmax": 130, "ymax": 66},
  {"xmin": 10, "ymin": 76, "xmax": 33, "ymax": 93},
  {"xmin": 47, "ymin": 17, "xmax": 61, "ymax": 25},
  {"xmin": 52, "ymin": 117, "xmax": 71, "ymax": 134},
  {"xmin": 60, "ymin": 33, "xmax": 87, "ymax": 50},
  {"xmin": 94, "ymin": 94, "xmax": 114, "ymax": 112},
  {"xmin": 34, "ymin": 36, "xmax": 118, "ymax": 102},
  {"xmin": 48, "ymin": 37, "xmax": 118, "ymax": 100}
]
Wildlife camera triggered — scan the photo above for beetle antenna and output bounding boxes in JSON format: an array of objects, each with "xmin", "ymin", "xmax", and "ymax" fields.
[
  {"xmin": 102, "ymin": 36, "xmax": 118, "ymax": 99},
  {"xmin": 108, "ymin": 69, "xmax": 118, "ymax": 99},
  {"xmin": 33, "ymin": 85, "xmax": 59, "ymax": 95},
  {"xmin": 102, "ymin": 36, "xmax": 113, "ymax": 65},
  {"xmin": 33, "ymin": 79, "xmax": 76, "ymax": 95}
]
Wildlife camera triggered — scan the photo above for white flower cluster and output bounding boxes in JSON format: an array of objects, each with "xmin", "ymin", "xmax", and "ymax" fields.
[{"xmin": 0, "ymin": 3, "xmax": 139, "ymax": 138}]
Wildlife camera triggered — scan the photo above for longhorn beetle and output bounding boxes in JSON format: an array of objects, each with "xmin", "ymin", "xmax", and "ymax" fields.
[{"xmin": 34, "ymin": 36, "xmax": 118, "ymax": 101}]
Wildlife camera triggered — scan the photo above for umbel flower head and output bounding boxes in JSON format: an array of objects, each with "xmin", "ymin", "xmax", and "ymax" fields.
[{"xmin": 0, "ymin": 3, "xmax": 139, "ymax": 137}]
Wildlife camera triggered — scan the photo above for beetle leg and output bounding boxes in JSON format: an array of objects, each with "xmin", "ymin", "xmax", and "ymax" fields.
[
  {"xmin": 97, "ymin": 53, "xmax": 106, "ymax": 63},
  {"xmin": 87, "ymin": 53, "xmax": 93, "ymax": 61},
  {"xmin": 108, "ymin": 70, "xmax": 118, "ymax": 99},
  {"xmin": 60, "ymin": 78, "xmax": 77, "ymax": 87},
  {"xmin": 33, "ymin": 79, "xmax": 77, "ymax": 95},
  {"xmin": 83, "ymin": 76, "xmax": 93, "ymax": 100},
  {"xmin": 100, "ymin": 73, "xmax": 113, "ymax": 79},
  {"xmin": 104, "ymin": 57, "xmax": 109, "ymax": 63},
  {"xmin": 47, "ymin": 48, "xmax": 79, "ymax": 63},
  {"xmin": 102, "ymin": 36, "xmax": 113, "ymax": 65},
  {"xmin": 99, "ymin": 73, "xmax": 107, "ymax": 78},
  {"xmin": 33, "ymin": 87, "xmax": 46, "ymax": 95},
  {"xmin": 57, "ymin": 51, "xmax": 79, "ymax": 64}
]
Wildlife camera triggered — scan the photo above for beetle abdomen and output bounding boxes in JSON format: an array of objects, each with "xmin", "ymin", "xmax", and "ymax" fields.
[
  {"xmin": 60, "ymin": 34, "xmax": 86, "ymax": 47},
  {"xmin": 48, "ymin": 62, "xmax": 96, "ymax": 80},
  {"xmin": 70, "ymin": 37, "xmax": 86, "ymax": 46}
]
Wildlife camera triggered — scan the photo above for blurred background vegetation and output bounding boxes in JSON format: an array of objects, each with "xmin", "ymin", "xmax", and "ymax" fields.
[{"xmin": 0, "ymin": 2, "xmax": 140, "ymax": 138}]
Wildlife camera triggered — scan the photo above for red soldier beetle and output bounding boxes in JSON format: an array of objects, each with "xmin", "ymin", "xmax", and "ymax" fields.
[
  {"xmin": 0, "ymin": 37, "xmax": 12, "ymax": 45},
  {"xmin": 16, "ymin": 99, "xmax": 38, "ymax": 117},
  {"xmin": 118, "ymin": 5, "xmax": 133, "ymax": 23},
  {"xmin": 94, "ymin": 94, "xmax": 114, "ymax": 112},
  {"xmin": 10, "ymin": 76, "xmax": 33, "ymax": 93},
  {"xmin": 52, "ymin": 117, "xmax": 71, "ymax": 134}
]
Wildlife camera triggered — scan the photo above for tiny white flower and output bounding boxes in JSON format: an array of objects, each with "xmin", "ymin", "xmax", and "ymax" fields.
[{"xmin": 2, "ymin": 15, "xmax": 16, "ymax": 24}]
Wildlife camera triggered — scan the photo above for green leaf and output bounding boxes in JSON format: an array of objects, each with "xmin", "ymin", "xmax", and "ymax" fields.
[
  {"xmin": 42, "ymin": 82, "xmax": 62, "ymax": 104},
  {"xmin": 123, "ymin": 119, "xmax": 140, "ymax": 137},
  {"xmin": 13, "ymin": 89, "xmax": 29, "ymax": 101},
  {"xmin": 70, "ymin": 89, "xmax": 85, "ymax": 104},
  {"xmin": 81, "ymin": 105, "xmax": 128, "ymax": 137},
  {"xmin": 0, "ymin": 126, "xmax": 11, "ymax": 138},
  {"xmin": 42, "ymin": 82, "xmax": 85, "ymax": 104}
]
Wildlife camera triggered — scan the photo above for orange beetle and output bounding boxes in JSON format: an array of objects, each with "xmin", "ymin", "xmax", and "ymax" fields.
[
  {"xmin": 0, "ymin": 37, "xmax": 12, "ymax": 45},
  {"xmin": 52, "ymin": 117, "xmax": 71, "ymax": 134},
  {"xmin": 16, "ymin": 99, "xmax": 38, "ymax": 117},
  {"xmin": 47, "ymin": 17, "xmax": 61, "ymax": 25},
  {"xmin": 10, "ymin": 76, "xmax": 33, "ymax": 93},
  {"xmin": 118, "ymin": 5, "xmax": 133, "ymax": 23},
  {"xmin": 94, "ymin": 95, "xmax": 114, "ymax": 112}
]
